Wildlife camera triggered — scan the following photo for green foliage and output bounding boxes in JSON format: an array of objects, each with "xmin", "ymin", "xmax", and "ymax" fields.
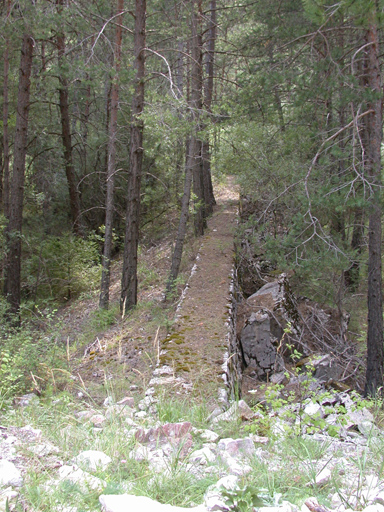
[
  {"xmin": 221, "ymin": 484, "xmax": 268, "ymax": 512},
  {"xmin": 22, "ymin": 232, "xmax": 101, "ymax": 302}
]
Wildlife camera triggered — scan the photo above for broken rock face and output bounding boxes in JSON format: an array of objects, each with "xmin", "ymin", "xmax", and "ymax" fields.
[{"xmin": 237, "ymin": 275, "xmax": 298, "ymax": 380}]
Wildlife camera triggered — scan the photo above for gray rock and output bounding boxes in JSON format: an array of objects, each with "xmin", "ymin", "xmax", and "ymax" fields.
[
  {"xmin": 189, "ymin": 447, "xmax": 216, "ymax": 465},
  {"xmin": 89, "ymin": 414, "xmax": 106, "ymax": 427},
  {"xmin": 0, "ymin": 460, "xmax": 23, "ymax": 487},
  {"xmin": 73, "ymin": 450, "xmax": 111, "ymax": 471},
  {"xmin": 199, "ymin": 430, "xmax": 220, "ymax": 443},
  {"xmin": 58, "ymin": 464, "xmax": 106, "ymax": 492},
  {"xmin": 99, "ymin": 494, "xmax": 206, "ymax": 512},
  {"xmin": 217, "ymin": 437, "xmax": 255, "ymax": 459}
]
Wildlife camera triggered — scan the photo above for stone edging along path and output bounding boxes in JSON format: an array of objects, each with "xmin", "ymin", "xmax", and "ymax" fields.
[{"xmin": 143, "ymin": 186, "xmax": 241, "ymax": 409}]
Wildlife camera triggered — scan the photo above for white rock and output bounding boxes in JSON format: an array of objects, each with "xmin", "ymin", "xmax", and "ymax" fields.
[
  {"xmin": 135, "ymin": 411, "xmax": 147, "ymax": 419},
  {"xmin": 0, "ymin": 460, "xmax": 23, "ymax": 487},
  {"xmin": 0, "ymin": 487, "xmax": 18, "ymax": 512},
  {"xmin": 314, "ymin": 467, "xmax": 331, "ymax": 487},
  {"xmin": 103, "ymin": 396, "xmax": 114, "ymax": 406},
  {"xmin": 304, "ymin": 401, "xmax": 322, "ymax": 417},
  {"xmin": 89, "ymin": 414, "xmax": 106, "ymax": 427},
  {"xmin": 73, "ymin": 450, "xmax": 111, "ymax": 471},
  {"xmin": 189, "ymin": 447, "xmax": 216, "ymax": 465},
  {"xmin": 29, "ymin": 443, "xmax": 60, "ymax": 457},
  {"xmin": 362, "ymin": 505, "xmax": 384, "ymax": 512},
  {"xmin": 99, "ymin": 494, "xmax": 206, "ymax": 512},
  {"xmin": 20, "ymin": 425, "xmax": 42, "ymax": 439},
  {"xmin": 58, "ymin": 464, "xmax": 106, "ymax": 492},
  {"xmin": 199, "ymin": 430, "xmax": 220, "ymax": 443}
]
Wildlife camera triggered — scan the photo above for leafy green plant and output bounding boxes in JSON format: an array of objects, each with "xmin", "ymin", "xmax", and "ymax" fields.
[{"xmin": 220, "ymin": 484, "xmax": 266, "ymax": 512}]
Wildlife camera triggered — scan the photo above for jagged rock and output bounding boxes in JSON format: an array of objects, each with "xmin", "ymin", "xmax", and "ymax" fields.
[
  {"xmin": 314, "ymin": 467, "xmax": 331, "ymax": 487},
  {"xmin": 117, "ymin": 396, "xmax": 135, "ymax": 407},
  {"xmin": 135, "ymin": 422, "xmax": 193, "ymax": 459},
  {"xmin": 99, "ymin": 494, "xmax": 206, "ymax": 512},
  {"xmin": 103, "ymin": 396, "xmax": 114, "ymax": 406},
  {"xmin": 237, "ymin": 275, "xmax": 299, "ymax": 379},
  {"xmin": 89, "ymin": 414, "xmax": 106, "ymax": 427},
  {"xmin": 0, "ymin": 460, "xmax": 23, "ymax": 487},
  {"xmin": 57, "ymin": 464, "xmax": 106, "ymax": 492},
  {"xmin": 189, "ymin": 447, "xmax": 216, "ymax": 465},
  {"xmin": 75, "ymin": 410, "xmax": 96, "ymax": 421},
  {"xmin": 28, "ymin": 442, "xmax": 60, "ymax": 457},
  {"xmin": 73, "ymin": 450, "xmax": 111, "ymax": 471},
  {"xmin": 0, "ymin": 487, "xmax": 18, "ymax": 512},
  {"xmin": 310, "ymin": 354, "xmax": 342, "ymax": 383},
  {"xmin": 204, "ymin": 475, "xmax": 239, "ymax": 512},
  {"xmin": 13, "ymin": 393, "xmax": 40, "ymax": 407},
  {"xmin": 105, "ymin": 405, "xmax": 133, "ymax": 419},
  {"xmin": 199, "ymin": 429, "xmax": 220, "ymax": 442},
  {"xmin": 217, "ymin": 437, "xmax": 255, "ymax": 459},
  {"xmin": 212, "ymin": 400, "xmax": 261, "ymax": 424}
]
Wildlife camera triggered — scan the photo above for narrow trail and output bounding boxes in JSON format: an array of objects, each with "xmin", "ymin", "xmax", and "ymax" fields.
[{"xmin": 154, "ymin": 183, "xmax": 239, "ymax": 403}]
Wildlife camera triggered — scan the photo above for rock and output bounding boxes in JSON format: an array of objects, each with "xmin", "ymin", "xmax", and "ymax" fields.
[
  {"xmin": 58, "ymin": 464, "xmax": 106, "ymax": 492},
  {"xmin": 103, "ymin": 396, "xmax": 114, "ymax": 406},
  {"xmin": 204, "ymin": 475, "xmax": 239, "ymax": 511},
  {"xmin": 135, "ymin": 411, "xmax": 147, "ymax": 419},
  {"xmin": 0, "ymin": 460, "xmax": 23, "ymax": 487},
  {"xmin": 73, "ymin": 450, "xmax": 111, "ymax": 471},
  {"xmin": 0, "ymin": 487, "xmax": 18, "ymax": 512},
  {"xmin": 13, "ymin": 393, "xmax": 40, "ymax": 407},
  {"xmin": 117, "ymin": 396, "xmax": 135, "ymax": 407},
  {"xmin": 249, "ymin": 435, "xmax": 269, "ymax": 444},
  {"xmin": 89, "ymin": 414, "xmax": 106, "ymax": 427},
  {"xmin": 76, "ymin": 410, "xmax": 97, "ymax": 421},
  {"xmin": 19, "ymin": 425, "xmax": 42, "ymax": 439},
  {"xmin": 311, "ymin": 354, "xmax": 342, "ymax": 383},
  {"xmin": 105, "ymin": 405, "xmax": 133, "ymax": 420},
  {"xmin": 135, "ymin": 422, "xmax": 193, "ymax": 459},
  {"xmin": 199, "ymin": 430, "xmax": 220, "ymax": 443},
  {"xmin": 362, "ymin": 506, "xmax": 384, "ymax": 512},
  {"xmin": 28, "ymin": 442, "xmax": 60, "ymax": 457},
  {"xmin": 99, "ymin": 494, "xmax": 206, "ymax": 512},
  {"xmin": 189, "ymin": 447, "xmax": 216, "ymax": 465},
  {"xmin": 314, "ymin": 467, "xmax": 331, "ymax": 487},
  {"xmin": 238, "ymin": 400, "xmax": 256, "ymax": 421},
  {"xmin": 217, "ymin": 437, "xmax": 255, "ymax": 459}
]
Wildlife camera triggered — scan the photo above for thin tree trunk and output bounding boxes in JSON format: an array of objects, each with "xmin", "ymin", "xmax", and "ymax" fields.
[
  {"xmin": 166, "ymin": 138, "xmax": 196, "ymax": 295},
  {"xmin": 2, "ymin": 0, "xmax": 11, "ymax": 218},
  {"xmin": 99, "ymin": 0, "xmax": 124, "ymax": 309},
  {"xmin": 191, "ymin": 0, "xmax": 205, "ymax": 237},
  {"xmin": 56, "ymin": 0, "xmax": 83, "ymax": 236},
  {"xmin": 201, "ymin": 0, "xmax": 217, "ymax": 216},
  {"xmin": 120, "ymin": 0, "xmax": 146, "ymax": 315},
  {"xmin": 364, "ymin": 12, "xmax": 383, "ymax": 396},
  {"xmin": 3, "ymin": 34, "xmax": 34, "ymax": 320}
]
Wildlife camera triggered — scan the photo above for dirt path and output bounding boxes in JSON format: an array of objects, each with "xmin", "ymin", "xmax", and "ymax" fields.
[{"xmin": 157, "ymin": 182, "xmax": 239, "ymax": 404}]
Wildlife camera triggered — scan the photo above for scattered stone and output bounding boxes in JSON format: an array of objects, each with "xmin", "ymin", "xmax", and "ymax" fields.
[
  {"xmin": 13, "ymin": 394, "xmax": 40, "ymax": 407},
  {"xmin": 73, "ymin": 450, "xmax": 111, "ymax": 471},
  {"xmin": 0, "ymin": 487, "xmax": 18, "ymax": 512},
  {"xmin": 199, "ymin": 429, "xmax": 220, "ymax": 443},
  {"xmin": 58, "ymin": 464, "xmax": 106, "ymax": 492},
  {"xmin": 314, "ymin": 467, "xmax": 332, "ymax": 487},
  {"xmin": 103, "ymin": 396, "xmax": 114, "ymax": 406},
  {"xmin": 28, "ymin": 442, "xmax": 60, "ymax": 457},
  {"xmin": 217, "ymin": 437, "xmax": 255, "ymax": 459},
  {"xmin": 117, "ymin": 396, "xmax": 135, "ymax": 407},
  {"xmin": 75, "ymin": 410, "xmax": 96, "ymax": 421},
  {"xmin": 105, "ymin": 405, "xmax": 133, "ymax": 420},
  {"xmin": 0, "ymin": 460, "xmax": 23, "ymax": 487},
  {"xmin": 89, "ymin": 414, "xmax": 106, "ymax": 427},
  {"xmin": 189, "ymin": 447, "xmax": 216, "ymax": 465},
  {"xmin": 99, "ymin": 494, "xmax": 206, "ymax": 512}
]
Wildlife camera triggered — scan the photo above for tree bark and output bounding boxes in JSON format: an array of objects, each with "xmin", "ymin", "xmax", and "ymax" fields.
[
  {"xmin": 364, "ymin": 12, "xmax": 383, "ymax": 397},
  {"xmin": 2, "ymin": 0, "xmax": 11, "ymax": 218},
  {"xmin": 3, "ymin": 34, "xmax": 34, "ymax": 320},
  {"xmin": 56, "ymin": 0, "xmax": 83, "ymax": 236},
  {"xmin": 99, "ymin": 0, "xmax": 124, "ymax": 309},
  {"xmin": 201, "ymin": 0, "xmax": 217, "ymax": 216},
  {"xmin": 120, "ymin": 0, "xmax": 146, "ymax": 315},
  {"xmin": 191, "ymin": 0, "xmax": 205, "ymax": 237}
]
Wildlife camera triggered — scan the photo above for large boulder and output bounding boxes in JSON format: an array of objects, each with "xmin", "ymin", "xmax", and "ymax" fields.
[{"xmin": 237, "ymin": 274, "xmax": 300, "ymax": 379}]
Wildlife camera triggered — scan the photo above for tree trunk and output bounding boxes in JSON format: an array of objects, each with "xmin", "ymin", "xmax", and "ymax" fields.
[
  {"xmin": 3, "ymin": 34, "xmax": 34, "ymax": 320},
  {"xmin": 99, "ymin": 0, "xmax": 124, "ymax": 309},
  {"xmin": 364, "ymin": 12, "xmax": 383, "ymax": 397},
  {"xmin": 191, "ymin": 0, "xmax": 205, "ymax": 237},
  {"xmin": 120, "ymin": 0, "xmax": 146, "ymax": 316},
  {"xmin": 201, "ymin": 0, "xmax": 217, "ymax": 216},
  {"xmin": 166, "ymin": 138, "xmax": 196, "ymax": 295},
  {"xmin": 2, "ymin": 0, "xmax": 11, "ymax": 218},
  {"xmin": 56, "ymin": 0, "xmax": 83, "ymax": 236}
]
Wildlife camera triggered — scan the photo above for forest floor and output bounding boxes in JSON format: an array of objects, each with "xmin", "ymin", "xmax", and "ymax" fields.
[{"xmin": 56, "ymin": 179, "xmax": 239, "ymax": 408}]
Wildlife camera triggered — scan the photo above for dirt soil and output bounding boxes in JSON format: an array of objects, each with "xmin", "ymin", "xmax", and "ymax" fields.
[{"xmin": 58, "ymin": 180, "xmax": 239, "ymax": 406}]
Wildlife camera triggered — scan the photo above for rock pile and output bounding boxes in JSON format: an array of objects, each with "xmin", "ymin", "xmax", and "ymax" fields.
[{"xmin": 1, "ymin": 391, "xmax": 384, "ymax": 512}]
